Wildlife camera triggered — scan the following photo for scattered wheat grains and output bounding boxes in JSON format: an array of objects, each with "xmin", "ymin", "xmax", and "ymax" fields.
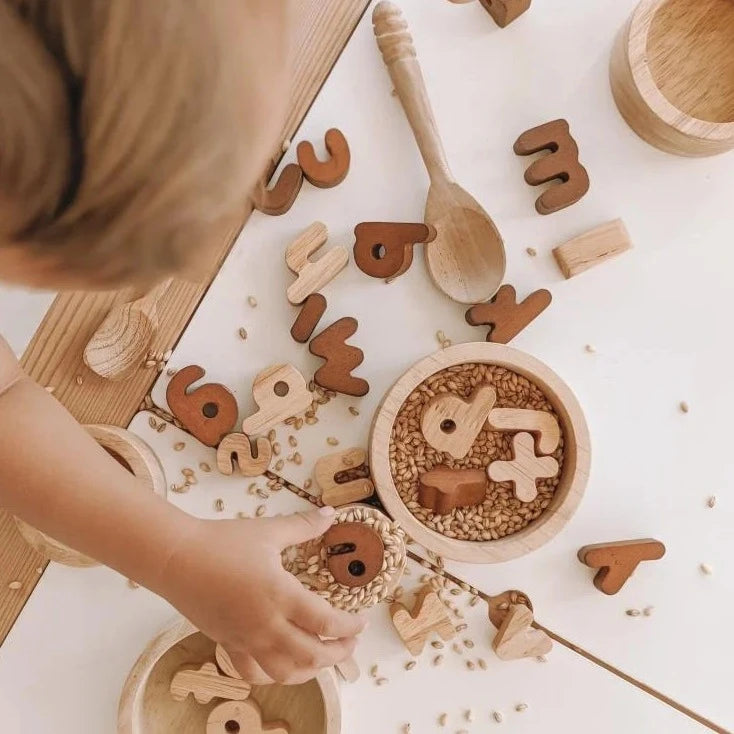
[
  {"xmin": 327, "ymin": 437, "xmax": 339, "ymax": 446},
  {"xmin": 288, "ymin": 435, "xmax": 298, "ymax": 447},
  {"xmin": 349, "ymin": 406, "xmax": 360, "ymax": 416},
  {"xmin": 174, "ymin": 442, "xmax": 185, "ymax": 451},
  {"xmin": 626, "ymin": 608, "xmax": 641, "ymax": 617},
  {"xmin": 438, "ymin": 713, "xmax": 448, "ymax": 727},
  {"xmin": 526, "ymin": 246, "xmax": 537, "ymax": 257},
  {"xmin": 433, "ymin": 654, "xmax": 444, "ymax": 666},
  {"xmin": 700, "ymin": 563, "xmax": 713, "ymax": 575},
  {"xmin": 584, "ymin": 344, "xmax": 596, "ymax": 354},
  {"xmin": 247, "ymin": 295, "xmax": 258, "ymax": 307},
  {"xmin": 369, "ymin": 664, "xmax": 378, "ymax": 678},
  {"xmin": 75, "ymin": 374, "xmax": 83, "ymax": 385},
  {"xmin": 376, "ymin": 677, "xmax": 388, "ymax": 686},
  {"xmin": 214, "ymin": 498, "xmax": 225, "ymax": 512},
  {"xmin": 7, "ymin": 581, "xmax": 22, "ymax": 590},
  {"xmin": 389, "ymin": 363, "xmax": 564, "ymax": 542},
  {"xmin": 238, "ymin": 327, "xmax": 248, "ymax": 340},
  {"xmin": 199, "ymin": 462, "xmax": 211, "ymax": 473},
  {"xmin": 477, "ymin": 657, "xmax": 487, "ymax": 670},
  {"xmin": 465, "ymin": 660, "xmax": 476, "ymax": 671},
  {"xmin": 515, "ymin": 703, "xmax": 528, "ymax": 712},
  {"xmin": 493, "ymin": 711, "xmax": 504, "ymax": 723},
  {"xmin": 404, "ymin": 660, "xmax": 417, "ymax": 671},
  {"xmin": 256, "ymin": 505, "xmax": 267, "ymax": 517},
  {"xmin": 465, "ymin": 709, "xmax": 474, "ymax": 722},
  {"xmin": 679, "ymin": 401, "xmax": 689, "ymax": 413},
  {"xmin": 643, "ymin": 606, "xmax": 654, "ymax": 617},
  {"xmin": 127, "ymin": 579, "xmax": 140, "ymax": 589},
  {"xmin": 707, "ymin": 495, "xmax": 717, "ymax": 508}
]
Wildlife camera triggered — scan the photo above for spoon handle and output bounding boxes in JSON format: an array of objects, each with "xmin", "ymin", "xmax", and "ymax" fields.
[
  {"xmin": 138, "ymin": 277, "xmax": 173, "ymax": 316},
  {"xmin": 373, "ymin": 2, "xmax": 452, "ymax": 185}
]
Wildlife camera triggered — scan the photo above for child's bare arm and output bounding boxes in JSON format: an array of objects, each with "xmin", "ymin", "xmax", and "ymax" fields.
[{"xmin": 0, "ymin": 355, "xmax": 363, "ymax": 683}]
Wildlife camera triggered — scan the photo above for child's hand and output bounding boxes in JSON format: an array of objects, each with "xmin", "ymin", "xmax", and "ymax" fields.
[{"xmin": 160, "ymin": 506, "xmax": 365, "ymax": 685}]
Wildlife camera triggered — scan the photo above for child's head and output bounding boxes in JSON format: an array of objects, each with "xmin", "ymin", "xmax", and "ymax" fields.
[{"xmin": 0, "ymin": 0, "xmax": 291, "ymax": 290}]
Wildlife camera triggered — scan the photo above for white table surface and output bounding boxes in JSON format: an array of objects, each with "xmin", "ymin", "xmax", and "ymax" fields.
[{"xmin": 1, "ymin": 0, "xmax": 732, "ymax": 731}]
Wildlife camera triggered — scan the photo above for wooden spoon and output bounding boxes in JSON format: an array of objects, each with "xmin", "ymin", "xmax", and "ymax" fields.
[
  {"xmin": 373, "ymin": 1, "xmax": 505, "ymax": 304},
  {"xmin": 84, "ymin": 279, "xmax": 172, "ymax": 381}
]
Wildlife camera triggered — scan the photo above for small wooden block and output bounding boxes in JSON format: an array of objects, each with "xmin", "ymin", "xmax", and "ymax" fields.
[
  {"xmin": 488, "ymin": 432, "xmax": 559, "ymax": 502},
  {"xmin": 420, "ymin": 384, "xmax": 496, "ymax": 459},
  {"xmin": 170, "ymin": 662, "xmax": 251, "ymax": 704},
  {"xmin": 290, "ymin": 293, "xmax": 327, "ymax": 343},
  {"xmin": 285, "ymin": 222, "xmax": 349, "ymax": 305},
  {"xmin": 353, "ymin": 222, "xmax": 436, "ymax": 280},
  {"xmin": 487, "ymin": 408, "xmax": 560, "ymax": 454},
  {"xmin": 166, "ymin": 365, "xmax": 238, "ymax": 447},
  {"xmin": 309, "ymin": 317, "xmax": 369, "ymax": 397},
  {"xmin": 241, "ymin": 364, "xmax": 312, "ymax": 436},
  {"xmin": 552, "ymin": 219, "xmax": 632, "ymax": 279},
  {"xmin": 323, "ymin": 522, "xmax": 384, "ymax": 588},
  {"xmin": 492, "ymin": 604, "xmax": 552, "ymax": 661},
  {"xmin": 253, "ymin": 163, "xmax": 304, "ymax": 216},
  {"xmin": 335, "ymin": 656, "xmax": 360, "ymax": 683},
  {"xmin": 487, "ymin": 589, "xmax": 533, "ymax": 629},
  {"xmin": 465, "ymin": 284, "xmax": 552, "ymax": 344},
  {"xmin": 478, "ymin": 0, "xmax": 531, "ymax": 27},
  {"xmin": 418, "ymin": 466, "xmax": 487, "ymax": 515},
  {"xmin": 390, "ymin": 585, "xmax": 456, "ymax": 656},
  {"xmin": 215, "ymin": 644, "xmax": 242, "ymax": 679},
  {"xmin": 207, "ymin": 700, "xmax": 289, "ymax": 734},
  {"xmin": 514, "ymin": 119, "xmax": 589, "ymax": 215},
  {"xmin": 217, "ymin": 433, "xmax": 272, "ymax": 477},
  {"xmin": 578, "ymin": 539, "xmax": 666, "ymax": 595},
  {"xmin": 297, "ymin": 128, "xmax": 350, "ymax": 189},
  {"xmin": 314, "ymin": 448, "xmax": 374, "ymax": 507}
]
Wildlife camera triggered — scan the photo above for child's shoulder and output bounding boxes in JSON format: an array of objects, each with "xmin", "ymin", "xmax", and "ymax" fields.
[{"xmin": 0, "ymin": 334, "xmax": 22, "ymax": 397}]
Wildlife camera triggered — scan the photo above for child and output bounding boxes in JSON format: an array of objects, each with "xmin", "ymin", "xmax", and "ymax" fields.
[{"xmin": 0, "ymin": 0, "xmax": 364, "ymax": 685}]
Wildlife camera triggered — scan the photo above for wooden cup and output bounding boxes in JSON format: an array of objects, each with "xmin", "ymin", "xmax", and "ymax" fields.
[
  {"xmin": 118, "ymin": 618, "xmax": 341, "ymax": 734},
  {"xmin": 610, "ymin": 0, "xmax": 734, "ymax": 156},
  {"xmin": 369, "ymin": 343, "xmax": 591, "ymax": 564}
]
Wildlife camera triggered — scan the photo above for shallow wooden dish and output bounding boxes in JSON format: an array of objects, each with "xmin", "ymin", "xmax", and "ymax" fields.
[
  {"xmin": 610, "ymin": 0, "xmax": 734, "ymax": 156},
  {"xmin": 369, "ymin": 343, "xmax": 590, "ymax": 563},
  {"xmin": 15, "ymin": 423, "xmax": 167, "ymax": 567},
  {"xmin": 118, "ymin": 618, "xmax": 341, "ymax": 734}
]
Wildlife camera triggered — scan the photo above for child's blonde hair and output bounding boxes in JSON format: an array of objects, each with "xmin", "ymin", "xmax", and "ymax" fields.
[{"xmin": 0, "ymin": 0, "xmax": 290, "ymax": 287}]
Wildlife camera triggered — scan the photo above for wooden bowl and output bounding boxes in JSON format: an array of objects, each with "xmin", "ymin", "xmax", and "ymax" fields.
[
  {"xmin": 610, "ymin": 0, "xmax": 734, "ymax": 156},
  {"xmin": 118, "ymin": 618, "xmax": 341, "ymax": 734},
  {"xmin": 15, "ymin": 424, "xmax": 167, "ymax": 568},
  {"xmin": 369, "ymin": 343, "xmax": 591, "ymax": 563}
]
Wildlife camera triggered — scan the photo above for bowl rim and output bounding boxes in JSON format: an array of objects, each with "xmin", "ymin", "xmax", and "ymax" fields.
[
  {"xmin": 118, "ymin": 617, "xmax": 341, "ymax": 734},
  {"xmin": 627, "ymin": 0, "xmax": 734, "ymax": 140},
  {"xmin": 369, "ymin": 342, "xmax": 591, "ymax": 563}
]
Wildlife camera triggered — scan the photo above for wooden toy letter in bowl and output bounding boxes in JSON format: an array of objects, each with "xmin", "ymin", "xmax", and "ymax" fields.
[
  {"xmin": 118, "ymin": 618, "xmax": 341, "ymax": 734},
  {"xmin": 370, "ymin": 343, "xmax": 590, "ymax": 563},
  {"xmin": 610, "ymin": 0, "xmax": 734, "ymax": 157}
]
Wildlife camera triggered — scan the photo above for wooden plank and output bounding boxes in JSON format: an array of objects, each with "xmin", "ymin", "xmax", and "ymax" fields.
[{"xmin": 0, "ymin": 0, "xmax": 371, "ymax": 646}]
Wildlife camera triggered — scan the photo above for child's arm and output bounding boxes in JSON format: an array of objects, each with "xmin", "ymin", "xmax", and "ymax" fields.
[{"xmin": 0, "ymin": 346, "xmax": 363, "ymax": 683}]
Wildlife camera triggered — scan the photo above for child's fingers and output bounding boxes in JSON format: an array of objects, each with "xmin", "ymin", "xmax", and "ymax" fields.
[
  {"xmin": 268, "ymin": 623, "xmax": 357, "ymax": 678},
  {"xmin": 267, "ymin": 506, "xmax": 336, "ymax": 548},
  {"xmin": 287, "ymin": 577, "xmax": 366, "ymax": 639},
  {"xmin": 227, "ymin": 650, "xmax": 275, "ymax": 685}
]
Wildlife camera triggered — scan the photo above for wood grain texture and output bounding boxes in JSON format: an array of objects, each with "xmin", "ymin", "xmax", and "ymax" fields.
[
  {"xmin": 552, "ymin": 219, "xmax": 632, "ymax": 279},
  {"xmin": 216, "ymin": 433, "xmax": 273, "ymax": 477},
  {"xmin": 241, "ymin": 364, "xmax": 313, "ymax": 437},
  {"xmin": 170, "ymin": 662, "xmax": 252, "ymax": 704},
  {"xmin": 418, "ymin": 466, "xmax": 487, "ymax": 514},
  {"xmin": 119, "ymin": 619, "xmax": 341, "ymax": 733},
  {"xmin": 478, "ymin": 0, "xmax": 532, "ymax": 28},
  {"xmin": 492, "ymin": 603, "xmax": 553, "ymax": 660},
  {"xmin": 514, "ymin": 119, "xmax": 590, "ymax": 215},
  {"xmin": 610, "ymin": 0, "xmax": 734, "ymax": 157},
  {"xmin": 309, "ymin": 317, "xmax": 369, "ymax": 397},
  {"xmin": 83, "ymin": 279, "xmax": 172, "ymax": 381},
  {"xmin": 487, "ymin": 431, "xmax": 559, "ymax": 503},
  {"xmin": 207, "ymin": 700, "xmax": 290, "ymax": 734},
  {"xmin": 578, "ymin": 539, "xmax": 667, "ymax": 595},
  {"xmin": 0, "ymin": 0, "xmax": 372, "ymax": 646},
  {"xmin": 420, "ymin": 384, "xmax": 496, "ymax": 459},
  {"xmin": 372, "ymin": 1, "xmax": 506, "ymax": 304},
  {"xmin": 285, "ymin": 222, "xmax": 349, "ymax": 306},
  {"xmin": 314, "ymin": 448, "xmax": 374, "ymax": 507},
  {"xmin": 297, "ymin": 128, "xmax": 351, "ymax": 188},
  {"xmin": 390, "ymin": 585, "xmax": 455, "ymax": 655},
  {"xmin": 465, "ymin": 284, "xmax": 552, "ymax": 343},
  {"xmin": 487, "ymin": 407, "xmax": 560, "ymax": 454},
  {"xmin": 370, "ymin": 343, "xmax": 590, "ymax": 563}
]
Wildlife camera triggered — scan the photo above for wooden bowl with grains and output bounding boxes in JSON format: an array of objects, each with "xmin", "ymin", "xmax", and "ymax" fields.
[{"xmin": 370, "ymin": 343, "xmax": 591, "ymax": 563}]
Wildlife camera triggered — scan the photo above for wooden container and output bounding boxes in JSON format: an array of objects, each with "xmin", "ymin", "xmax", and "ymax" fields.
[
  {"xmin": 15, "ymin": 424, "xmax": 167, "ymax": 568},
  {"xmin": 118, "ymin": 618, "xmax": 341, "ymax": 734},
  {"xmin": 369, "ymin": 343, "xmax": 591, "ymax": 563},
  {"xmin": 610, "ymin": 0, "xmax": 734, "ymax": 157}
]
